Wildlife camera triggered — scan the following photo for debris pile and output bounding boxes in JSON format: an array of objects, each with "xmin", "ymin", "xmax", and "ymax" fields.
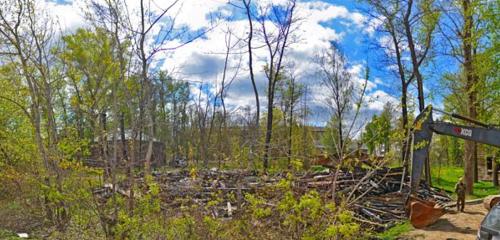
[
  {"xmin": 93, "ymin": 167, "xmax": 452, "ymax": 231},
  {"xmin": 298, "ymin": 167, "xmax": 451, "ymax": 230},
  {"xmin": 155, "ymin": 169, "xmax": 260, "ymax": 217}
]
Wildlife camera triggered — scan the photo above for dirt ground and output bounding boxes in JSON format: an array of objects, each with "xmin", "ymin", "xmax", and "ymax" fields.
[{"xmin": 401, "ymin": 203, "xmax": 487, "ymax": 240}]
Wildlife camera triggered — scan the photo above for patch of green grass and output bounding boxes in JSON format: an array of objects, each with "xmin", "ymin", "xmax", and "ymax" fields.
[
  {"xmin": 387, "ymin": 160, "xmax": 404, "ymax": 168},
  {"xmin": 0, "ymin": 228, "xmax": 22, "ymax": 240},
  {"xmin": 377, "ymin": 221, "xmax": 413, "ymax": 240},
  {"xmin": 432, "ymin": 166, "xmax": 500, "ymax": 199}
]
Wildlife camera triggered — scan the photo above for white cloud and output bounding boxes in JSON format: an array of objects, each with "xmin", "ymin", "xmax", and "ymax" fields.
[
  {"xmin": 364, "ymin": 16, "xmax": 383, "ymax": 36},
  {"xmin": 299, "ymin": 1, "xmax": 366, "ymax": 27},
  {"xmin": 156, "ymin": 1, "xmax": 395, "ymax": 123},
  {"xmin": 374, "ymin": 77, "xmax": 389, "ymax": 87},
  {"xmin": 366, "ymin": 90, "xmax": 398, "ymax": 111},
  {"xmin": 347, "ymin": 64, "xmax": 376, "ymax": 92},
  {"xmin": 47, "ymin": 0, "xmax": 396, "ymax": 125},
  {"xmin": 165, "ymin": 0, "xmax": 226, "ymax": 30},
  {"xmin": 43, "ymin": 0, "xmax": 86, "ymax": 31}
]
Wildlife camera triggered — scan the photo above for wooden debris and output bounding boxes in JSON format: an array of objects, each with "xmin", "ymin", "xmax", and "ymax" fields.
[{"xmin": 92, "ymin": 167, "xmax": 452, "ymax": 232}]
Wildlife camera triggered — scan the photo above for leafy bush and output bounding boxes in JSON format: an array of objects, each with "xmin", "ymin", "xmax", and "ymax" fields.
[{"xmin": 243, "ymin": 174, "xmax": 365, "ymax": 240}]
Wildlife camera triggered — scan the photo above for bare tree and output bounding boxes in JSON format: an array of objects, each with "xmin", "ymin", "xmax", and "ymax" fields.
[
  {"xmin": 276, "ymin": 67, "xmax": 303, "ymax": 167},
  {"xmin": 136, "ymin": 0, "xmax": 180, "ymax": 174},
  {"xmin": 242, "ymin": 0, "xmax": 260, "ymax": 128},
  {"xmin": 194, "ymin": 82, "xmax": 211, "ymax": 167},
  {"xmin": 364, "ymin": 0, "xmax": 439, "ymax": 184},
  {"xmin": 207, "ymin": 26, "xmax": 242, "ymax": 168},
  {"xmin": 239, "ymin": 0, "xmax": 263, "ymax": 169},
  {"xmin": 317, "ymin": 44, "xmax": 368, "ymax": 199},
  {"xmin": 89, "ymin": 0, "xmax": 217, "ymax": 175},
  {"xmin": 257, "ymin": 0, "xmax": 298, "ymax": 170},
  {"xmin": 364, "ymin": 1, "xmax": 417, "ymax": 185},
  {"xmin": 402, "ymin": 0, "xmax": 439, "ymax": 184}
]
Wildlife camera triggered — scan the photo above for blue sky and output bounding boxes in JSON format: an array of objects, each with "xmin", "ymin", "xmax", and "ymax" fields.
[{"xmin": 48, "ymin": 0, "xmax": 454, "ymax": 126}]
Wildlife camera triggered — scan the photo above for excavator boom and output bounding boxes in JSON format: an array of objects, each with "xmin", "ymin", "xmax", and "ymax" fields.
[
  {"xmin": 431, "ymin": 122, "xmax": 500, "ymax": 147},
  {"xmin": 408, "ymin": 105, "xmax": 500, "ymax": 228}
]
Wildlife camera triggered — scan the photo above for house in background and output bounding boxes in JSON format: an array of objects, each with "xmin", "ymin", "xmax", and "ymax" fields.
[
  {"xmin": 85, "ymin": 130, "xmax": 166, "ymax": 169},
  {"xmin": 311, "ymin": 126, "xmax": 326, "ymax": 154},
  {"xmin": 310, "ymin": 126, "xmax": 384, "ymax": 166},
  {"xmin": 477, "ymin": 145, "xmax": 499, "ymax": 181}
]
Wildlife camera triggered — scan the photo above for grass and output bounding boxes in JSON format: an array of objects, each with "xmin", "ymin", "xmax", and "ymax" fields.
[
  {"xmin": 377, "ymin": 166, "xmax": 500, "ymax": 239},
  {"xmin": 432, "ymin": 166, "xmax": 500, "ymax": 199},
  {"xmin": 377, "ymin": 221, "xmax": 414, "ymax": 240},
  {"xmin": 0, "ymin": 228, "xmax": 22, "ymax": 240}
]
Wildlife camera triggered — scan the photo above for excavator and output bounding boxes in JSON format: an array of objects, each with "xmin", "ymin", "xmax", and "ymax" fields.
[{"xmin": 405, "ymin": 105, "xmax": 500, "ymax": 228}]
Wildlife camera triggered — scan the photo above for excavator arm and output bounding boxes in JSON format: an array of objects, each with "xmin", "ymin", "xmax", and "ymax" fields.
[
  {"xmin": 410, "ymin": 105, "xmax": 500, "ymax": 192},
  {"xmin": 407, "ymin": 105, "xmax": 500, "ymax": 228}
]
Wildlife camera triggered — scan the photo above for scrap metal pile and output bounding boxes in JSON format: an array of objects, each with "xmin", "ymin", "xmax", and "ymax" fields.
[{"xmin": 94, "ymin": 167, "xmax": 452, "ymax": 231}]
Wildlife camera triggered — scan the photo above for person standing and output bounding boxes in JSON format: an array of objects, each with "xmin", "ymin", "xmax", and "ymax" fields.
[{"xmin": 455, "ymin": 177, "xmax": 466, "ymax": 212}]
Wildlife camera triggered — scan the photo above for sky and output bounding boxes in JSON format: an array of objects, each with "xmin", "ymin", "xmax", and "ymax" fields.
[{"xmin": 47, "ymin": 0, "xmax": 448, "ymax": 126}]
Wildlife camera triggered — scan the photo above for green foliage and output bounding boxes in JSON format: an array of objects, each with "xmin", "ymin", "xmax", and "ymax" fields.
[
  {"xmin": 377, "ymin": 221, "xmax": 413, "ymax": 240},
  {"xmin": 114, "ymin": 176, "xmax": 165, "ymax": 239},
  {"xmin": 311, "ymin": 165, "xmax": 330, "ymax": 174},
  {"xmin": 290, "ymin": 159, "xmax": 304, "ymax": 172},
  {"xmin": 431, "ymin": 167, "xmax": 500, "ymax": 199},
  {"xmin": 258, "ymin": 108, "xmax": 316, "ymax": 171},
  {"xmin": 417, "ymin": 0, "xmax": 440, "ymax": 44},
  {"xmin": 0, "ymin": 228, "xmax": 23, "ymax": 240},
  {"xmin": 245, "ymin": 176, "xmax": 364, "ymax": 239},
  {"xmin": 0, "ymin": 0, "xmax": 496, "ymax": 239},
  {"xmin": 245, "ymin": 193, "xmax": 272, "ymax": 219},
  {"xmin": 59, "ymin": 27, "xmax": 124, "ymax": 140},
  {"xmin": 164, "ymin": 215, "xmax": 198, "ymax": 240},
  {"xmin": 448, "ymin": 137, "xmax": 464, "ymax": 166},
  {"xmin": 57, "ymin": 126, "xmax": 91, "ymax": 160},
  {"xmin": 203, "ymin": 215, "xmax": 222, "ymax": 239},
  {"xmin": 362, "ymin": 103, "xmax": 393, "ymax": 155},
  {"xmin": 0, "ymin": 65, "xmax": 39, "ymax": 195},
  {"xmin": 321, "ymin": 115, "xmax": 343, "ymax": 158}
]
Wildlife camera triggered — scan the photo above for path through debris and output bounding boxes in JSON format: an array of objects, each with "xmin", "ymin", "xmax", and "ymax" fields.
[{"xmin": 402, "ymin": 203, "xmax": 486, "ymax": 240}]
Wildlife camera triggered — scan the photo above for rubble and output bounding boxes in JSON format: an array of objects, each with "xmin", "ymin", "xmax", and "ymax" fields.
[
  {"xmin": 92, "ymin": 167, "xmax": 452, "ymax": 231},
  {"xmin": 298, "ymin": 167, "xmax": 452, "ymax": 230}
]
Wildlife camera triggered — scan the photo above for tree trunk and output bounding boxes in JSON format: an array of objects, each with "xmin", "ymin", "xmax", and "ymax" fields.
[
  {"xmin": 263, "ymin": 89, "xmax": 274, "ymax": 170},
  {"xmin": 401, "ymin": 85, "xmax": 410, "ymax": 162},
  {"xmin": 244, "ymin": 0, "xmax": 260, "ymax": 171},
  {"xmin": 493, "ymin": 159, "xmax": 498, "ymax": 187},
  {"xmin": 462, "ymin": 0, "xmax": 475, "ymax": 195},
  {"xmin": 243, "ymin": 1, "xmax": 259, "ymax": 125},
  {"xmin": 128, "ymin": 136, "xmax": 136, "ymax": 214},
  {"xmin": 145, "ymin": 104, "xmax": 154, "ymax": 172},
  {"xmin": 120, "ymin": 113, "xmax": 128, "ymax": 164},
  {"xmin": 145, "ymin": 87, "xmax": 155, "ymax": 173},
  {"xmin": 100, "ymin": 112, "xmax": 110, "ymax": 179},
  {"xmin": 403, "ymin": 0, "xmax": 431, "ymax": 186},
  {"xmin": 403, "ymin": 0, "xmax": 425, "ymax": 112},
  {"xmin": 302, "ymin": 86, "xmax": 310, "ymax": 170},
  {"xmin": 337, "ymin": 111, "xmax": 344, "ymax": 160},
  {"xmin": 474, "ymin": 144, "xmax": 478, "ymax": 182},
  {"xmin": 464, "ymin": 142, "xmax": 474, "ymax": 194},
  {"xmin": 387, "ymin": 19, "xmax": 411, "ymax": 166},
  {"xmin": 287, "ymin": 81, "xmax": 295, "ymax": 168}
]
